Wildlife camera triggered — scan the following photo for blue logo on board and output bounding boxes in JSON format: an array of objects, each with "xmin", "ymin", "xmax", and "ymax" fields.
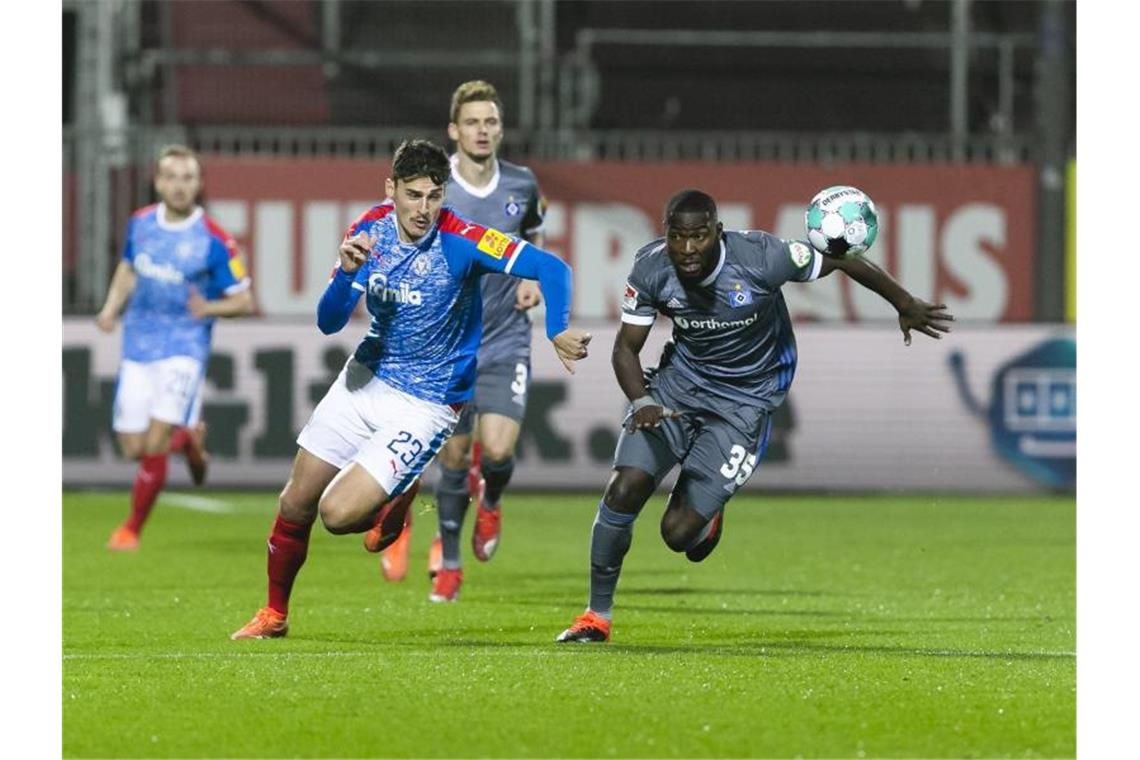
[{"xmin": 950, "ymin": 336, "xmax": 1075, "ymax": 489}]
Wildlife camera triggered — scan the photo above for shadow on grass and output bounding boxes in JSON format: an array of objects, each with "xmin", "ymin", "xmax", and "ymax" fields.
[
  {"xmin": 622, "ymin": 586, "xmax": 837, "ymax": 597},
  {"xmin": 328, "ymin": 631, "xmax": 1076, "ymax": 663},
  {"xmin": 430, "ymin": 633, "xmax": 1076, "ymax": 662},
  {"xmin": 599, "ymin": 640, "xmax": 1076, "ymax": 661}
]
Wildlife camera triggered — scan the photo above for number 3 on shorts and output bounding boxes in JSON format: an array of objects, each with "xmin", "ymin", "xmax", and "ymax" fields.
[
  {"xmin": 720, "ymin": 444, "xmax": 757, "ymax": 487},
  {"xmin": 510, "ymin": 362, "xmax": 528, "ymax": 396}
]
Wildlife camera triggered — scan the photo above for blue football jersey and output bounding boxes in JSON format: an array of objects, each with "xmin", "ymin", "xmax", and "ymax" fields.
[
  {"xmin": 327, "ymin": 203, "xmax": 570, "ymax": 406},
  {"xmin": 121, "ymin": 204, "xmax": 250, "ymax": 363}
]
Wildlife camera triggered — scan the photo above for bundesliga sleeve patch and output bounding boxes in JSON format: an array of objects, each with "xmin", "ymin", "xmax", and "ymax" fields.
[
  {"xmin": 622, "ymin": 283, "xmax": 639, "ymax": 311},
  {"xmin": 789, "ymin": 241, "xmax": 813, "ymax": 269},
  {"xmin": 476, "ymin": 228, "xmax": 513, "ymax": 260},
  {"xmin": 228, "ymin": 255, "xmax": 247, "ymax": 280}
]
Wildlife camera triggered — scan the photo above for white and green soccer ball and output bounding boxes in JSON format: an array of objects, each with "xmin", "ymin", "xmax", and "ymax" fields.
[{"xmin": 804, "ymin": 185, "xmax": 879, "ymax": 258}]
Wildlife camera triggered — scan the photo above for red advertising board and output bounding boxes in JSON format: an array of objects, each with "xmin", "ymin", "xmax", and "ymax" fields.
[{"xmin": 192, "ymin": 159, "xmax": 1035, "ymax": 322}]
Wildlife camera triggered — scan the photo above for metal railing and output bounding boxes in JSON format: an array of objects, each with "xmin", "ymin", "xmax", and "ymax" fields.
[{"xmin": 64, "ymin": 125, "xmax": 1034, "ymax": 164}]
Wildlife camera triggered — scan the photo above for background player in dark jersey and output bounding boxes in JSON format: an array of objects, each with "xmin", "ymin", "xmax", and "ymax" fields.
[
  {"xmin": 232, "ymin": 140, "xmax": 590, "ymax": 640},
  {"xmin": 96, "ymin": 144, "xmax": 254, "ymax": 551},
  {"xmin": 556, "ymin": 189, "xmax": 953, "ymax": 643},
  {"xmin": 380, "ymin": 81, "xmax": 550, "ymax": 603}
]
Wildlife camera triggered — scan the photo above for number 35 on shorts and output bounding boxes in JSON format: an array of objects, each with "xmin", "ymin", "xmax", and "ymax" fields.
[{"xmin": 720, "ymin": 444, "xmax": 757, "ymax": 488}]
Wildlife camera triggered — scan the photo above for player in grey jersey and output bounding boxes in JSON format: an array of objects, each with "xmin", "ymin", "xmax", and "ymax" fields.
[
  {"xmin": 379, "ymin": 81, "xmax": 549, "ymax": 603},
  {"xmin": 556, "ymin": 189, "xmax": 953, "ymax": 643}
]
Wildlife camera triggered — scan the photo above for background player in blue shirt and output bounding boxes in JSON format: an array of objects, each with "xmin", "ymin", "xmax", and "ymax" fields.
[
  {"xmin": 556, "ymin": 189, "xmax": 953, "ymax": 643},
  {"xmin": 96, "ymin": 144, "xmax": 254, "ymax": 552},
  {"xmin": 232, "ymin": 139, "xmax": 591, "ymax": 640},
  {"xmin": 380, "ymin": 81, "xmax": 551, "ymax": 602}
]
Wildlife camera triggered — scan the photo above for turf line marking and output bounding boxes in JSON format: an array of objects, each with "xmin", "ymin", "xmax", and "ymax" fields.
[
  {"xmin": 62, "ymin": 648, "xmax": 1076, "ymax": 662},
  {"xmin": 159, "ymin": 493, "xmax": 233, "ymax": 513},
  {"xmin": 63, "ymin": 651, "xmax": 576, "ymax": 661}
]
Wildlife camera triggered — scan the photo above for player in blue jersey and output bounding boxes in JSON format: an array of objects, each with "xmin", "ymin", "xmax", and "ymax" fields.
[
  {"xmin": 96, "ymin": 144, "xmax": 254, "ymax": 551},
  {"xmin": 556, "ymin": 189, "xmax": 953, "ymax": 643},
  {"xmin": 378, "ymin": 81, "xmax": 550, "ymax": 601},
  {"xmin": 232, "ymin": 139, "xmax": 590, "ymax": 640}
]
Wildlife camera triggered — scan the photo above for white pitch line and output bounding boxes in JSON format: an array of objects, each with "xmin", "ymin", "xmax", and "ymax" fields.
[
  {"xmin": 63, "ymin": 650, "xmax": 568, "ymax": 661},
  {"xmin": 159, "ymin": 493, "xmax": 233, "ymax": 513},
  {"xmin": 62, "ymin": 648, "xmax": 1075, "ymax": 662}
]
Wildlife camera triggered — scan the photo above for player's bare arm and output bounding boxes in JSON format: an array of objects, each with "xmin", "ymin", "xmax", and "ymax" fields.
[
  {"xmin": 188, "ymin": 286, "xmax": 256, "ymax": 319},
  {"xmin": 338, "ymin": 232, "xmax": 374, "ymax": 272},
  {"xmin": 612, "ymin": 322, "xmax": 669, "ymax": 432},
  {"xmin": 95, "ymin": 260, "xmax": 138, "ymax": 332},
  {"xmin": 552, "ymin": 328, "xmax": 592, "ymax": 374},
  {"xmin": 820, "ymin": 254, "xmax": 955, "ymax": 345}
]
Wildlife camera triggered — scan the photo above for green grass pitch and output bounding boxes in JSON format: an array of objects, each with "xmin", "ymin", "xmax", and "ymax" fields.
[{"xmin": 63, "ymin": 490, "xmax": 1074, "ymax": 758}]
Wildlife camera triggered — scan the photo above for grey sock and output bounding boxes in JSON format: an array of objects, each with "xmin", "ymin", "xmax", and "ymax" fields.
[
  {"xmin": 480, "ymin": 456, "xmax": 515, "ymax": 509},
  {"xmin": 588, "ymin": 500, "xmax": 639, "ymax": 618},
  {"xmin": 435, "ymin": 465, "xmax": 470, "ymax": 566}
]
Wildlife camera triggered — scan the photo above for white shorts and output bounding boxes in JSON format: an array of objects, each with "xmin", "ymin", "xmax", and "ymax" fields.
[
  {"xmin": 297, "ymin": 359, "xmax": 462, "ymax": 497},
  {"xmin": 113, "ymin": 357, "xmax": 205, "ymax": 434}
]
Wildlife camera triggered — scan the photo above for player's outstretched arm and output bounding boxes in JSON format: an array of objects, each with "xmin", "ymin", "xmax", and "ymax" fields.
[
  {"xmin": 514, "ymin": 231, "xmax": 547, "ymax": 310},
  {"xmin": 316, "ymin": 232, "xmax": 372, "ymax": 334},
  {"xmin": 95, "ymin": 260, "xmax": 137, "ymax": 333},
  {"xmin": 517, "ymin": 248, "xmax": 590, "ymax": 373},
  {"xmin": 189, "ymin": 287, "xmax": 255, "ymax": 319},
  {"xmin": 820, "ymin": 255, "xmax": 955, "ymax": 345}
]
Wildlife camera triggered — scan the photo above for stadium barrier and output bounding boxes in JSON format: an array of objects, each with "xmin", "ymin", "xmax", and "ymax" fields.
[
  {"xmin": 64, "ymin": 320, "xmax": 1074, "ymax": 493},
  {"xmin": 66, "ymin": 158, "xmax": 1037, "ymax": 319}
]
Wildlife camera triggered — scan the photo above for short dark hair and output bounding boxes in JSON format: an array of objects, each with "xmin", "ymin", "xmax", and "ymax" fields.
[
  {"xmin": 450, "ymin": 80, "xmax": 504, "ymax": 124},
  {"xmin": 391, "ymin": 139, "xmax": 450, "ymax": 186},
  {"xmin": 665, "ymin": 189, "xmax": 718, "ymax": 224}
]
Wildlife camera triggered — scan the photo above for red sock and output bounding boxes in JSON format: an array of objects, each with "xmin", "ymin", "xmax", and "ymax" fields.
[
  {"xmin": 123, "ymin": 454, "xmax": 168, "ymax": 534},
  {"xmin": 267, "ymin": 515, "xmax": 312, "ymax": 616},
  {"xmin": 168, "ymin": 427, "xmax": 190, "ymax": 453}
]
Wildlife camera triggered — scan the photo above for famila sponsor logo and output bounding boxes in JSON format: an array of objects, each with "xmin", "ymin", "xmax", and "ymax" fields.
[
  {"xmin": 134, "ymin": 253, "xmax": 185, "ymax": 285},
  {"xmin": 368, "ymin": 273, "xmax": 423, "ymax": 305}
]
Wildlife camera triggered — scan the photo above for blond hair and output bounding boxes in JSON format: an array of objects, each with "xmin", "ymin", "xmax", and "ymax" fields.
[
  {"xmin": 156, "ymin": 143, "xmax": 198, "ymax": 163},
  {"xmin": 449, "ymin": 80, "xmax": 504, "ymax": 124}
]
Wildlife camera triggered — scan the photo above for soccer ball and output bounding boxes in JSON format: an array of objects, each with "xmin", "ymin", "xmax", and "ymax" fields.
[{"xmin": 804, "ymin": 186, "xmax": 879, "ymax": 258}]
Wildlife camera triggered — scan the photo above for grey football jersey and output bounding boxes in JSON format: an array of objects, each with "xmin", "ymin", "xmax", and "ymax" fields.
[
  {"xmin": 622, "ymin": 231, "xmax": 822, "ymax": 417},
  {"xmin": 446, "ymin": 156, "xmax": 546, "ymax": 366}
]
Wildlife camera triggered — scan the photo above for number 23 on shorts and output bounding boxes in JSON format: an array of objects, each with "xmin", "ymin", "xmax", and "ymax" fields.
[{"xmin": 386, "ymin": 430, "xmax": 424, "ymax": 466}]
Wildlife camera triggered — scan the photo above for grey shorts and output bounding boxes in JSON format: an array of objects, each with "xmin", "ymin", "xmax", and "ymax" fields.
[
  {"xmin": 453, "ymin": 360, "xmax": 531, "ymax": 435},
  {"xmin": 613, "ymin": 385, "xmax": 773, "ymax": 519}
]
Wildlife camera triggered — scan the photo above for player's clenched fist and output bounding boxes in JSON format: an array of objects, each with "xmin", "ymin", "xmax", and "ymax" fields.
[
  {"xmin": 552, "ymin": 328, "xmax": 592, "ymax": 374},
  {"xmin": 338, "ymin": 232, "xmax": 375, "ymax": 273}
]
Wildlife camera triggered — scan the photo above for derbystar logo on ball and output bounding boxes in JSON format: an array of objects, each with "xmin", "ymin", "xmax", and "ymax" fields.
[{"xmin": 804, "ymin": 185, "xmax": 879, "ymax": 259}]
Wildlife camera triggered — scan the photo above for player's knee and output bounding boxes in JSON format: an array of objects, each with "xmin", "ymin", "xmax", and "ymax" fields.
[
  {"xmin": 660, "ymin": 510, "xmax": 702, "ymax": 552},
  {"xmin": 604, "ymin": 471, "xmax": 653, "ymax": 514},
  {"xmin": 278, "ymin": 485, "xmax": 318, "ymax": 525},
  {"xmin": 480, "ymin": 441, "xmax": 515, "ymax": 464},
  {"xmin": 660, "ymin": 521, "xmax": 697, "ymax": 552},
  {"xmin": 118, "ymin": 439, "xmax": 144, "ymax": 460},
  {"xmin": 437, "ymin": 438, "xmax": 470, "ymax": 470},
  {"xmin": 317, "ymin": 496, "xmax": 358, "ymax": 535}
]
